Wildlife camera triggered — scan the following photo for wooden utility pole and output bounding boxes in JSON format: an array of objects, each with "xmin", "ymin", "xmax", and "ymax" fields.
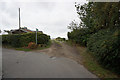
[
  {"xmin": 19, "ymin": 8, "xmax": 21, "ymax": 30},
  {"xmin": 36, "ymin": 28, "xmax": 38, "ymax": 45}
]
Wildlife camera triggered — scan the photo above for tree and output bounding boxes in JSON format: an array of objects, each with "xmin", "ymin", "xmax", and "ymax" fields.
[
  {"xmin": 70, "ymin": 2, "xmax": 120, "ymax": 74},
  {"xmin": 75, "ymin": 2, "xmax": 120, "ymax": 33},
  {"xmin": 67, "ymin": 20, "xmax": 80, "ymax": 30}
]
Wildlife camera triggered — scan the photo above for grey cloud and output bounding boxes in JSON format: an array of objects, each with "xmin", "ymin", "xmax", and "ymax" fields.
[{"xmin": 0, "ymin": 1, "xmax": 87, "ymax": 38}]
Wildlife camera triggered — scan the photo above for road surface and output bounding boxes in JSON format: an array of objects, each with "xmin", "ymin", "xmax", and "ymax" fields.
[{"xmin": 2, "ymin": 42, "xmax": 97, "ymax": 78}]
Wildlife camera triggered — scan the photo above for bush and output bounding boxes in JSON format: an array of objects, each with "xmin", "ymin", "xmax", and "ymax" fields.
[
  {"xmin": 10, "ymin": 34, "xmax": 21, "ymax": 47},
  {"xmin": 87, "ymin": 27, "xmax": 120, "ymax": 74},
  {"xmin": 2, "ymin": 33, "xmax": 50, "ymax": 48},
  {"xmin": 2, "ymin": 35, "xmax": 11, "ymax": 44},
  {"xmin": 56, "ymin": 37, "xmax": 66, "ymax": 41},
  {"xmin": 28, "ymin": 42, "xmax": 37, "ymax": 49},
  {"xmin": 68, "ymin": 28, "xmax": 91, "ymax": 46}
]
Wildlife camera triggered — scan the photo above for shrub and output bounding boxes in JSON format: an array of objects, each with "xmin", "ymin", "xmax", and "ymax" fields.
[
  {"xmin": 56, "ymin": 37, "xmax": 66, "ymax": 41},
  {"xmin": 2, "ymin": 35, "xmax": 11, "ymax": 44},
  {"xmin": 10, "ymin": 34, "xmax": 21, "ymax": 47},
  {"xmin": 87, "ymin": 27, "xmax": 120, "ymax": 74},
  {"xmin": 28, "ymin": 42, "xmax": 37, "ymax": 49},
  {"xmin": 68, "ymin": 28, "xmax": 91, "ymax": 46},
  {"xmin": 38, "ymin": 44, "xmax": 47, "ymax": 47},
  {"xmin": 2, "ymin": 33, "xmax": 50, "ymax": 48}
]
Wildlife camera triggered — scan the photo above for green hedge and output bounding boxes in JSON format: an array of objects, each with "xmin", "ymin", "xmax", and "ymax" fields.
[
  {"xmin": 2, "ymin": 33, "xmax": 50, "ymax": 47},
  {"xmin": 87, "ymin": 28, "xmax": 120, "ymax": 74},
  {"xmin": 67, "ymin": 28, "xmax": 91, "ymax": 46}
]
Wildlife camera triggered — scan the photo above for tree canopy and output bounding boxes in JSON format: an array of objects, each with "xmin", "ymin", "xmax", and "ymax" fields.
[{"xmin": 67, "ymin": 2, "xmax": 120, "ymax": 74}]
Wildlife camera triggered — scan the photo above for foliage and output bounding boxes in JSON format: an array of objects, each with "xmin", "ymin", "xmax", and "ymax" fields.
[
  {"xmin": 67, "ymin": 28, "xmax": 91, "ymax": 46},
  {"xmin": 28, "ymin": 42, "xmax": 37, "ymax": 49},
  {"xmin": 67, "ymin": 20, "xmax": 80, "ymax": 30},
  {"xmin": 2, "ymin": 33, "xmax": 50, "ymax": 48},
  {"xmin": 87, "ymin": 28, "xmax": 120, "ymax": 74},
  {"xmin": 10, "ymin": 34, "xmax": 21, "ymax": 47},
  {"xmin": 15, "ymin": 40, "xmax": 52, "ymax": 51},
  {"xmin": 56, "ymin": 37, "xmax": 66, "ymax": 41},
  {"xmin": 67, "ymin": 2, "xmax": 120, "ymax": 74},
  {"xmin": 76, "ymin": 46, "xmax": 118, "ymax": 78},
  {"xmin": 75, "ymin": 2, "xmax": 120, "ymax": 32}
]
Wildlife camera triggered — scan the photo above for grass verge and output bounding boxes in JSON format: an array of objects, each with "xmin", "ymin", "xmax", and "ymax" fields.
[
  {"xmin": 66, "ymin": 41, "xmax": 119, "ymax": 78},
  {"xmin": 77, "ymin": 46, "xmax": 118, "ymax": 78}
]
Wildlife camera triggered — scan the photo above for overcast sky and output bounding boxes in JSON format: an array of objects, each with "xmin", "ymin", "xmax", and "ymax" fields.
[{"xmin": 0, "ymin": 0, "xmax": 87, "ymax": 38}]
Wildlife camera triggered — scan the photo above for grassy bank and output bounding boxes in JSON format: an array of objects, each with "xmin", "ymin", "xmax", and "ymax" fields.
[
  {"xmin": 2, "ymin": 40, "xmax": 52, "ymax": 52},
  {"xmin": 66, "ymin": 41, "xmax": 119, "ymax": 78},
  {"xmin": 77, "ymin": 46, "xmax": 118, "ymax": 78}
]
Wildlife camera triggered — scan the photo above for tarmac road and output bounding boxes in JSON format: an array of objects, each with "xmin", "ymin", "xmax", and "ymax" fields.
[{"xmin": 2, "ymin": 48, "xmax": 97, "ymax": 78}]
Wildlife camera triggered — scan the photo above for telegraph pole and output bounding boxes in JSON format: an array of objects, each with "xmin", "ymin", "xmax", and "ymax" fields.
[
  {"xmin": 36, "ymin": 28, "xmax": 38, "ymax": 45},
  {"xmin": 19, "ymin": 8, "xmax": 21, "ymax": 31}
]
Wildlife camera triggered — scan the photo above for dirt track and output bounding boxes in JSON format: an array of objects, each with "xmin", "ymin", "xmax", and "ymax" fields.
[{"xmin": 35, "ymin": 41, "xmax": 83, "ymax": 64}]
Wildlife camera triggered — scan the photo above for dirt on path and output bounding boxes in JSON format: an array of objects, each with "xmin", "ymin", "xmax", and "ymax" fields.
[{"xmin": 34, "ymin": 41, "xmax": 83, "ymax": 64}]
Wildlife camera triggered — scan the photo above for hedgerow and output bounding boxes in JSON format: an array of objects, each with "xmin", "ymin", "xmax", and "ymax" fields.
[
  {"xmin": 67, "ymin": 2, "xmax": 120, "ymax": 75},
  {"xmin": 67, "ymin": 28, "xmax": 91, "ymax": 46},
  {"xmin": 2, "ymin": 33, "xmax": 50, "ymax": 47},
  {"xmin": 87, "ymin": 27, "xmax": 120, "ymax": 74}
]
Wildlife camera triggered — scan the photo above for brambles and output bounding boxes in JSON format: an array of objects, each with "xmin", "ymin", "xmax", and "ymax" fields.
[{"xmin": 28, "ymin": 42, "xmax": 37, "ymax": 49}]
